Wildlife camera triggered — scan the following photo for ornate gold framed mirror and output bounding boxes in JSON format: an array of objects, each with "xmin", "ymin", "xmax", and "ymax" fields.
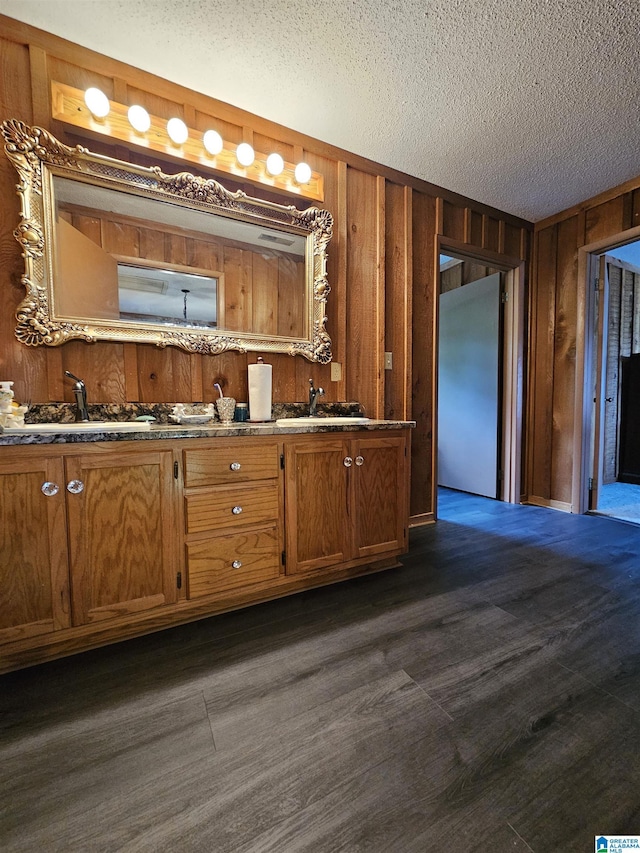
[{"xmin": 2, "ymin": 120, "xmax": 333, "ymax": 362}]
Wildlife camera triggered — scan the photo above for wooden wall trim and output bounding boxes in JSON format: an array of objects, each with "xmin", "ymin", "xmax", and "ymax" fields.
[
  {"xmin": 572, "ymin": 221, "xmax": 640, "ymax": 513},
  {"xmin": 28, "ymin": 45, "xmax": 49, "ymax": 125},
  {"xmin": 536, "ymin": 174, "xmax": 640, "ymax": 232},
  {"xmin": 402, "ymin": 186, "xmax": 413, "ymax": 418},
  {"xmin": 375, "ymin": 175, "xmax": 386, "ymax": 418},
  {"xmin": 525, "ymin": 496, "xmax": 573, "ymax": 513},
  {"xmin": 409, "ymin": 512, "xmax": 435, "ymax": 527},
  {"xmin": 335, "ymin": 160, "xmax": 348, "ymax": 399},
  {"xmin": 438, "ymin": 236, "xmax": 523, "ymax": 269}
]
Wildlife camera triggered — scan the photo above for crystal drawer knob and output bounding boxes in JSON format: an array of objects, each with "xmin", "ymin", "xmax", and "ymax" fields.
[
  {"xmin": 232, "ymin": 505, "xmax": 243, "ymax": 515},
  {"xmin": 41, "ymin": 481, "xmax": 59, "ymax": 497},
  {"xmin": 343, "ymin": 456, "xmax": 353, "ymax": 467},
  {"xmin": 232, "ymin": 560, "xmax": 242, "ymax": 569},
  {"xmin": 66, "ymin": 479, "xmax": 84, "ymax": 494},
  {"xmin": 355, "ymin": 455, "xmax": 364, "ymax": 466},
  {"xmin": 230, "ymin": 462, "xmax": 241, "ymax": 471}
]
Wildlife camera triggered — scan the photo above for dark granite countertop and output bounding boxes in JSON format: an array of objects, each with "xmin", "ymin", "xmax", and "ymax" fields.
[{"xmin": 0, "ymin": 418, "xmax": 415, "ymax": 447}]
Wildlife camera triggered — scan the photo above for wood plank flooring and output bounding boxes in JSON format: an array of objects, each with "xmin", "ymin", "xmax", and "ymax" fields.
[{"xmin": 2, "ymin": 487, "xmax": 640, "ymax": 852}]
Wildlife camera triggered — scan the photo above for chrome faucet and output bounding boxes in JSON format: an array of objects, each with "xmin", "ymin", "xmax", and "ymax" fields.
[
  {"xmin": 65, "ymin": 371, "xmax": 89, "ymax": 422},
  {"xmin": 309, "ymin": 378, "xmax": 325, "ymax": 417}
]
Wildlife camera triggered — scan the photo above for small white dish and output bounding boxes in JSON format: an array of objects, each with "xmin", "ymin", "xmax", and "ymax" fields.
[{"xmin": 169, "ymin": 414, "xmax": 214, "ymax": 425}]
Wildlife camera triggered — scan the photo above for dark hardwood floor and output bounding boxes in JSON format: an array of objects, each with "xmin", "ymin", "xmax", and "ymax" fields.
[{"xmin": 2, "ymin": 488, "xmax": 640, "ymax": 852}]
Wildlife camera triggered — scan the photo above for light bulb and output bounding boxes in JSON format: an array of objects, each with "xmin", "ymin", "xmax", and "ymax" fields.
[
  {"xmin": 128, "ymin": 105, "xmax": 150, "ymax": 133},
  {"xmin": 294, "ymin": 162, "xmax": 312, "ymax": 184},
  {"xmin": 236, "ymin": 142, "xmax": 255, "ymax": 167},
  {"xmin": 266, "ymin": 153, "xmax": 284, "ymax": 176},
  {"xmin": 203, "ymin": 129, "xmax": 223, "ymax": 155},
  {"xmin": 84, "ymin": 87, "xmax": 110, "ymax": 119},
  {"xmin": 167, "ymin": 117, "xmax": 188, "ymax": 145}
]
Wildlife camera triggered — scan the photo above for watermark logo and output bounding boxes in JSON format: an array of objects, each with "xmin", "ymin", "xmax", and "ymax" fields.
[{"xmin": 595, "ymin": 838, "xmax": 640, "ymax": 852}]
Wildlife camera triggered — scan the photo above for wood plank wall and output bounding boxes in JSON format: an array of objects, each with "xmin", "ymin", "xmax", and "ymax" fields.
[
  {"xmin": 529, "ymin": 182, "xmax": 640, "ymax": 510},
  {"xmin": 0, "ymin": 16, "xmax": 530, "ymax": 521}
]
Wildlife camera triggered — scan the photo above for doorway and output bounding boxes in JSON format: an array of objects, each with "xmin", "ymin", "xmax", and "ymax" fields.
[
  {"xmin": 587, "ymin": 239, "xmax": 640, "ymax": 524},
  {"xmin": 438, "ymin": 269, "xmax": 502, "ymax": 498},
  {"xmin": 435, "ymin": 247, "xmax": 525, "ymax": 509}
]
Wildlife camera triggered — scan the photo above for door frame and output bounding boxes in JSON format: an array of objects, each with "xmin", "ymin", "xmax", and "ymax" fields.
[
  {"xmin": 576, "ymin": 225, "xmax": 640, "ymax": 514},
  {"xmin": 435, "ymin": 239, "xmax": 526, "ymax": 513}
]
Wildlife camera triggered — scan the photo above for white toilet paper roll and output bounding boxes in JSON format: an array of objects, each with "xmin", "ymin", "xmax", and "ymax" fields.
[{"xmin": 248, "ymin": 360, "xmax": 272, "ymax": 421}]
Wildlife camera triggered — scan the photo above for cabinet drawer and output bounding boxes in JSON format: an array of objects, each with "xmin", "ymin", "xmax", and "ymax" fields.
[
  {"xmin": 185, "ymin": 484, "xmax": 278, "ymax": 534},
  {"xmin": 183, "ymin": 443, "xmax": 279, "ymax": 487},
  {"xmin": 187, "ymin": 527, "xmax": 281, "ymax": 597}
]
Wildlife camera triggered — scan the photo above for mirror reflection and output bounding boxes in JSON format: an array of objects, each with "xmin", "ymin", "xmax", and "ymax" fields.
[{"xmin": 53, "ymin": 177, "xmax": 307, "ymax": 338}]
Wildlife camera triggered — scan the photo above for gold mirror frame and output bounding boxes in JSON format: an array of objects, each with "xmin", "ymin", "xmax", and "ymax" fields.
[{"xmin": 1, "ymin": 120, "xmax": 333, "ymax": 362}]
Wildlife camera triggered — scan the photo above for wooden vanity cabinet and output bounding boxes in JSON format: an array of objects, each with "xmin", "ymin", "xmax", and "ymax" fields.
[
  {"xmin": 65, "ymin": 448, "xmax": 178, "ymax": 625},
  {"xmin": 0, "ymin": 444, "xmax": 178, "ymax": 645},
  {"xmin": 182, "ymin": 439, "xmax": 283, "ymax": 598},
  {"xmin": 0, "ymin": 427, "xmax": 410, "ymax": 672},
  {"xmin": 283, "ymin": 430, "xmax": 408, "ymax": 576},
  {"xmin": 0, "ymin": 454, "xmax": 70, "ymax": 644}
]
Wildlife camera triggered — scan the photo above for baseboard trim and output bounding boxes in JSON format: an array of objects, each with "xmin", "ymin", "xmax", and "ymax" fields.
[
  {"xmin": 409, "ymin": 512, "xmax": 435, "ymax": 527},
  {"xmin": 525, "ymin": 496, "xmax": 573, "ymax": 513}
]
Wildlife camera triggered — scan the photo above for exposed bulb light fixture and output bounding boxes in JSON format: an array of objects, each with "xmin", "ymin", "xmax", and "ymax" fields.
[
  {"xmin": 236, "ymin": 142, "xmax": 255, "ymax": 167},
  {"xmin": 266, "ymin": 153, "xmax": 285, "ymax": 176},
  {"xmin": 53, "ymin": 81, "xmax": 324, "ymax": 201},
  {"xmin": 84, "ymin": 87, "xmax": 110, "ymax": 119},
  {"xmin": 203, "ymin": 129, "xmax": 223, "ymax": 155},
  {"xmin": 127, "ymin": 105, "xmax": 151, "ymax": 133},
  {"xmin": 294, "ymin": 162, "xmax": 312, "ymax": 185},
  {"xmin": 167, "ymin": 117, "xmax": 188, "ymax": 145}
]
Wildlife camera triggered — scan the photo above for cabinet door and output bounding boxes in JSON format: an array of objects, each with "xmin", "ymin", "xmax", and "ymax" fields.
[
  {"xmin": 65, "ymin": 449, "xmax": 178, "ymax": 625},
  {"xmin": 284, "ymin": 437, "xmax": 351, "ymax": 574},
  {"xmin": 352, "ymin": 434, "xmax": 408, "ymax": 560},
  {"xmin": 0, "ymin": 455, "xmax": 70, "ymax": 643}
]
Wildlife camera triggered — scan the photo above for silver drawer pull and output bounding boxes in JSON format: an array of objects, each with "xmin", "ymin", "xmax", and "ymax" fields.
[
  {"xmin": 355, "ymin": 455, "xmax": 364, "ymax": 466},
  {"xmin": 232, "ymin": 505, "xmax": 243, "ymax": 515},
  {"xmin": 232, "ymin": 560, "xmax": 242, "ymax": 569},
  {"xmin": 41, "ymin": 481, "xmax": 59, "ymax": 497},
  {"xmin": 66, "ymin": 479, "xmax": 84, "ymax": 494},
  {"xmin": 343, "ymin": 456, "xmax": 353, "ymax": 467},
  {"xmin": 230, "ymin": 462, "xmax": 241, "ymax": 471}
]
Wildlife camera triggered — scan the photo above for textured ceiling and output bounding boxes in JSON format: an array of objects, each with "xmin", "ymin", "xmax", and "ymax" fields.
[{"xmin": 2, "ymin": 0, "xmax": 639, "ymax": 222}]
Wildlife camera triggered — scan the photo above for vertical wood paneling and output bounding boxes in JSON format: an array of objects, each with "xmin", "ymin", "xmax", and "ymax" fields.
[
  {"xmin": 345, "ymin": 168, "xmax": 383, "ymax": 416},
  {"xmin": 469, "ymin": 210, "xmax": 483, "ymax": 247},
  {"xmin": 60, "ymin": 341, "xmax": 127, "ymax": 404},
  {"xmin": 550, "ymin": 216, "xmax": 579, "ymax": 504},
  {"xmin": 632, "ymin": 189, "xmax": 640, "ymax": 230},
  {"xmin": 528, "ymin": 225, "xmax": 557, "ymax": 500},
  {"xmin": 483, "ymin": 215, "xmax": 500, "ymax": 253},
  {"xmin": 201, "ymin": 352, "xmax": 246, "ymax": 402},
  {"xmin": 442, "ymin": 201, "xmax": 465, "ymax": 242},
  {"xmin": 585, "ymin": 197, "xmax": 625, "ymax": 244},
  {"xmin": 503, "ymin": 223, "xmax": 523, "ymax": 259},
  {"xmin": 602, "ymin": 265, "xmax": 621, "ymax": 483},
  {"xmin": 0, "ymin": 37, "xmax": 50, "ymax": 404},
  {"xmin": 411, "ymin": 190, "xmax": 437, "ymax": 518},
  {"xmin": 135, "ymin": 346, "xmax": 194, "ymax": 402},
  {"xmin": 384, "ymin": 182, "xmax": 412, "ymax": 420}
]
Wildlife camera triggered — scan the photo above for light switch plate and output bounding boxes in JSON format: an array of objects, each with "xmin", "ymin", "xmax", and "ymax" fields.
[
  {"xmin": 384, "ymin": 352, "xmax": 393, "ymax": 370},
  {"xmin": 330, "ymin": 362, "xmax": 342, "ymax": 381}
]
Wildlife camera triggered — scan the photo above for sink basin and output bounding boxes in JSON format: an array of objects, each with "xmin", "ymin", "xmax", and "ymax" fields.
[
  {"xmin": 2, "ymin": 421, "xmax": 152, "ymax": 434},
  {"xmin": 276, "ymin": 416, "xmax": 370, "ymax": 427}
]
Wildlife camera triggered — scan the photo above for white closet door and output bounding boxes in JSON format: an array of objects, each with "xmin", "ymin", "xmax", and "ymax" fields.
[{"xmin": 438, "ymin": 273, "xmax": 501, "ymax": 498}]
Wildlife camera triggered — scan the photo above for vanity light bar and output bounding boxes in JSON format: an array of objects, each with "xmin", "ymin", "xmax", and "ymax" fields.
[{"xmin": 50, "ymin": 81, "xmax": 324, "ymax": 203}]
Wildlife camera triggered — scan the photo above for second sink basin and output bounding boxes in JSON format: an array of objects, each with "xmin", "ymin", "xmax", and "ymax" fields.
[{"xmin": 276, "ymin": 416, "xmax": 370, "ymax": 427}]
